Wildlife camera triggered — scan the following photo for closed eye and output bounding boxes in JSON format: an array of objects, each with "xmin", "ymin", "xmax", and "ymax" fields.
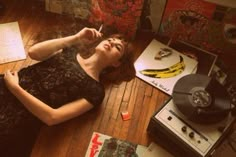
[
  {"xmin": 107, "ymin": 38, "xmax": 124, "ymax": 52},
  {"xmin": 115, "ymin": 44, "xmax": 122, "ymax": 51}
]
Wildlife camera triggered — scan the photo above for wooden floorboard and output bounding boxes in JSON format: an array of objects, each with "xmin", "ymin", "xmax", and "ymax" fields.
[{"xmin": 0, "ymin": 1, "xmax": 169, "ymax": 157}]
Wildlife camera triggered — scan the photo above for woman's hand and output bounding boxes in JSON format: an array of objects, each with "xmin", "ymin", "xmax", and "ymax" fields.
[
  {"xmin": 74, "ymin": 27, "xmax": 103, "ymax": 45},
  {"xmin": 4, "ymin": 70, "xmax": 20, "ymax": 91}
]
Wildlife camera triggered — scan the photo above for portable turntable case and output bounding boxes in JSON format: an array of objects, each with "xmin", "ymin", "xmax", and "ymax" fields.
[
  {"xmin": 147, "ymin": 98, "xmax": 235, "ymax": 157},
  {"xmin": 147, "ymin": 74, "xmax": 236, "ymax": 157}
]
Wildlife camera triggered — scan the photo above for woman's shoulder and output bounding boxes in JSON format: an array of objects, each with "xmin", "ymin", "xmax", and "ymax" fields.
[
  {"xmin": 62, "ymin": 46, "xmax": 78, "ymax": 56},
  {"xmin": 82, "ymin": 79, "xmax": 105, "ymax": 107}
]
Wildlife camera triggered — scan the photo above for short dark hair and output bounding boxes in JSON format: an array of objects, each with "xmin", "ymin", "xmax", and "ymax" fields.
[{"xmin": 99, "ymin": 34, "xmax": 136, "ymax": 85}]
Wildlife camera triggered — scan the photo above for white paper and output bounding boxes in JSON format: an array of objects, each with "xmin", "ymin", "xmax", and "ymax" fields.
[{"xmin": 0, "ymin": 22, "xmax": 26, "ymax": 64}]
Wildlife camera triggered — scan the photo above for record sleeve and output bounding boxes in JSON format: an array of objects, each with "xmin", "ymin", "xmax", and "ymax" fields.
[{"xmin": 135, "ymin": 39, "xmax": 198, "ymax": 95}]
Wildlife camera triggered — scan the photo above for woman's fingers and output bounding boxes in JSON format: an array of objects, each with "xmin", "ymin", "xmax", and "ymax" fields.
[
  {"xmin": 83, "ymin": 27, "xmax": 102, "ymax": 37},
  {"xmin": 13, "ymin": 71, "xmax": 18, "ymax": 76},
  {"xmin": 4, "ymin": 70, "xmax": 10, "ymax": 76},
  {"xmin": 87, "ymin": 28, "xmax": 102, "ymax": 40},
  {"xmin": 4, "ymin": 70, "xmax": 17, "ymax": 76},
  {"xmin": 75, "ymin": 27, "xmax": 103, "ymax": 46}
]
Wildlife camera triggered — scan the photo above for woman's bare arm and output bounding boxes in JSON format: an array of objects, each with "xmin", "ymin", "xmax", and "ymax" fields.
[
  {"xmin": 4, "ymin": 70, "xmax": 94, "ymax": 126},
  {"xmin": 28, "ymin": 27, "xmax": 102, "ymax": 61},
  {"xmin": 28, "ymin": 35, "xmax": 77, "ymax": 61}
]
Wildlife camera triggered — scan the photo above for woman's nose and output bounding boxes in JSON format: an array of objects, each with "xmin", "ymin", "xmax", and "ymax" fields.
[
  {"xmin": 109, "ymin": 40, "xmax": 117, "ymax": 47},
  {"xmin": 110, "ymin": 42, "xmax": 115, "ymax": 47}
]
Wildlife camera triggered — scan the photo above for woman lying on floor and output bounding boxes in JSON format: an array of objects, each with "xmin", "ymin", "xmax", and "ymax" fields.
[{"xmin": 0, "ymin": 27, "xmax": 135, "ymax": 156}]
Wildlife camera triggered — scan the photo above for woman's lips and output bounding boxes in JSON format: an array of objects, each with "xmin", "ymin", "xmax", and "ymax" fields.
[{"xmin": 103, "ymin": 43, "xmax": 111, "ymax": 50}]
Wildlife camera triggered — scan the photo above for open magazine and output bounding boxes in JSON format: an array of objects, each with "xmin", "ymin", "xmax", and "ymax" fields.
[
  {"xmin": 85, "ymin": 132, "xmax": 147, "ymax": 157},
  {"xmin": 134, "ymin": 39, "xmax": 198, "ymax": 95}
]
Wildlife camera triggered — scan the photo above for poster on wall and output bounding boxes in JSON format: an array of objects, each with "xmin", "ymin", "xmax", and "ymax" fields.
[
  {"xmin": 158, "ymin": 0, "xmax": 236, "ymax": 56},
  {"xmin": 134, "ymin": 39, "xmax": 198, "ymax": 95},
  {"xmin": 45, "ymin": 0, "xmax": 145, "ymax": 39}
]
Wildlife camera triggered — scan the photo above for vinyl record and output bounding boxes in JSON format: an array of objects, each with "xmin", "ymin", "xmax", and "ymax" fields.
[{"xmin": 172, "ymin": 74, "xmax": 231, "ymax": 124}]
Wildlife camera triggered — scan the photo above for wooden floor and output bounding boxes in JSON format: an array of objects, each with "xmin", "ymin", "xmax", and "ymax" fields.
[{"xmin": 0, "ymin": 1, "xmax": 169, "ymax": 156}]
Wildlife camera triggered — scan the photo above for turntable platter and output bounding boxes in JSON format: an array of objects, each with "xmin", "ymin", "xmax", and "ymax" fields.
[{"xmin": 172, "ymin": 74, "xmax": 231, "ymax": 124}]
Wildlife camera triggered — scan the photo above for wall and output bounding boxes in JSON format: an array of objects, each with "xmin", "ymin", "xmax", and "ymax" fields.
[{"xmin": 205, "ymin": 0, "xmax": 236, "ymax": 8}]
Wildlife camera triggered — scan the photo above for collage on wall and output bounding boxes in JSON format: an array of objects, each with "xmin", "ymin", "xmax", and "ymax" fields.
[
  {"xmin": 158, "ymin": 0, "xmax": 236, "ymax": 56},
  {"xmin": 45, "ymin": 0, "xmax": 145, "ymax": 39},
  {"xmin": 140, "ymin": 0, "xmax": 236, "ymax": 55}
]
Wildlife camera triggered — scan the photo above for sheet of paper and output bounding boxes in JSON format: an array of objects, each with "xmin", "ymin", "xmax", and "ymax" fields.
[{"xmin": 0, "ymin": 21, "xmax": 26, "ymax": 64}]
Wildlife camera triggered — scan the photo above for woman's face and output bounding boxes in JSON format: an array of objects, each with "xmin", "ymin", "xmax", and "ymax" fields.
[{"xmin": 96, "ymin": 37, "xmax": 125, "ymax": 66}]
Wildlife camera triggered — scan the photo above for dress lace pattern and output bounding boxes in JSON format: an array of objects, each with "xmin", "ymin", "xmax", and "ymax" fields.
[{"xmin": 0, "ymin": 47, "xmax": 105, "ymax": 156}]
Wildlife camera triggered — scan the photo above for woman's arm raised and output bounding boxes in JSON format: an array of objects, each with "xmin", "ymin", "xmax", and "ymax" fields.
[
  {"xmin": 4, "ymin": 70, "xmax": 94, "ymax": 126},
  {"xmin": 28, "ymin": 34, "xmax": 77, "ymax": 61},
  {"xmin": 28, "ymin": 27, "xmax": 102, "ymax": 61}
]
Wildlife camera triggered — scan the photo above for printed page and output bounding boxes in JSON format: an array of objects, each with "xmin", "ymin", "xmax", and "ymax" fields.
[{"xmin": 0, "ymin": 22, "xmax": 26, "ymax": 64}]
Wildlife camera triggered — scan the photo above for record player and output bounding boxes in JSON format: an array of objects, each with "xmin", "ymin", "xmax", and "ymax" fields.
[{"xmin": 147, "ymin": 74, "xmax": 236, "ymax": 157}]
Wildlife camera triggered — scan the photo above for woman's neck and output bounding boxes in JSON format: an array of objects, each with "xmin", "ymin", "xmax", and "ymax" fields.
[{"xmin": 76, "ymin": 53, "xmax": 105, "ymax": 81}]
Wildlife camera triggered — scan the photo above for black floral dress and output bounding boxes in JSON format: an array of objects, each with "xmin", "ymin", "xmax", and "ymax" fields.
[{"xmin": 0, "ymin": 47, "xmax": 105, "ymax": 157}]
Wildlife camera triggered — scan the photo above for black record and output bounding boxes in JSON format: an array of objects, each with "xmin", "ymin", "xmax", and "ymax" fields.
[{"xmin": 172, "ymin": 74, "xmax": 231, "ymax": 124}]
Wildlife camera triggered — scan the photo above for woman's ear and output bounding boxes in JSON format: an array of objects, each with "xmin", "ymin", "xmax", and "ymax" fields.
[{"xmin": 111, "ymin": 61, "xmax": 121, "ymax": 68}]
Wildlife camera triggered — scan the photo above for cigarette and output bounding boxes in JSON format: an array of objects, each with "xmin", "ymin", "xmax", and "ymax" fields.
[{"xmin": 98, "ymin": 24, "xmax": 103, "ymax": 32}]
